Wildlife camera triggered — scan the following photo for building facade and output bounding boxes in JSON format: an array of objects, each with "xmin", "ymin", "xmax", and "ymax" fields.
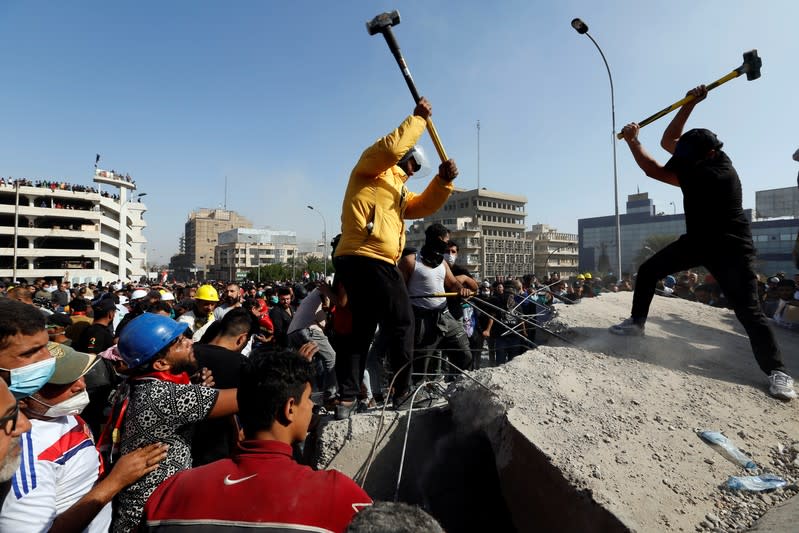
[
  {"xmin": 529, "ymin": 224, "xmax": 579, "ymax": 279},
  {"xmin": 211, "ymin": 228, "xmax": 297, "ymax": 281},
  {"xmin": 0, "ymin": 169, "xmax": 147, "ymax": 284},
  {"xmin": 578, "ymin": 190, "xmax": 799, "ymax": 278},
  {"xmin": 184, "ymin": 208, "xmax": 252, "ymax": 278},
  {"xmin": 408, "ymin": 187, "xmax": 540, "ymax": 280}
]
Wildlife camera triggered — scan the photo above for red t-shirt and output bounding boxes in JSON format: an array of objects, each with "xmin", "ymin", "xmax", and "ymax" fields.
[{"xmin": 142, "ymin": 440, "xmax": 371, "ymax": 532}]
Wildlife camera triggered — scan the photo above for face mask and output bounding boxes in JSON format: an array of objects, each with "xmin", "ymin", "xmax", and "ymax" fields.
[
  {"xmin": 31, "ymin": 389, "xmax": 90, "ymax": 418},
  {"xmin": 270, "ymin": 296, "xmax": 279, "ymax": 304},
  {"xmin": 421, "ymin": 238, "xmax": 449, "ymax": 267},
  {"xmin": 1, "ymin": 358, "xmax": 56, "ymax": 400},
  {"xmin": 445, "ymin": 253, "xmax": 456, "ymax": 265}
]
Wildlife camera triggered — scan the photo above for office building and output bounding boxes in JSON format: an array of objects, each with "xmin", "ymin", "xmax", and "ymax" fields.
[
  {"xmin": 408, "ymin": 187, "xmax": 536, "ymax": 280},
  {"xmin": 211, "ymin": 228, "xmax": 297, "ymax": 281},
  {"xmin": 184, "ymin": 208, "xmax": 252, "ymax": 278},
  {"xmin": 578, "ymin": 190, "xmax": 799, "ymax": 278}
]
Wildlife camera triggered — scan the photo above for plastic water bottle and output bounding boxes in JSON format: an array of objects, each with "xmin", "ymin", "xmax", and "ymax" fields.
[
  {"xmin": 697, "ymin": 430, "xmax": 757, "ymax": 470},
  {"xmin": 726, "ymin": 474, "xmax": 787, "ymax": 492}
]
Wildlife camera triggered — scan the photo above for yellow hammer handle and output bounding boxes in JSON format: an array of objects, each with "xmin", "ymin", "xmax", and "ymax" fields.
[
  {"xmin": 426, "ymin": 118, "xmax": 449, "ymax": 162},
  {"xmin": 616, "ymin": 69, "xmax": 741, "ymax": 140}
]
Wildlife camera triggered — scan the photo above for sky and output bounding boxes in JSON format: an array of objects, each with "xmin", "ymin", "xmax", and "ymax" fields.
[{"xmin": 1, "ymin": 1, "xmax": 797, "ymax": 265}]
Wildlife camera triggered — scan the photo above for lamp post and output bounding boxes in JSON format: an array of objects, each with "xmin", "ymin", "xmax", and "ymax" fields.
[
  {"xmin": 307, "ymin": 205, "xmax": 327, "ymax": 277},
  {"xmin": 669, "ymin": 201, "xmax": 676, "ymax": 215},
  {"xmin": 572, "ymin": 17, "xmax": 622, "ymax": 279},
  {"xmin": 544, "ymin": 244, "xmax": 570, "ymax": 277}
]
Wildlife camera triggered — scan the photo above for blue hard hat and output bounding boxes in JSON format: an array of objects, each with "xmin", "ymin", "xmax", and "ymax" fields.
[
  {"xmin": 664, "ymin": 275, "xmax": 677, "ymax": 288},
  {"xmin": 118, "ymin": 314, "xmax": 189, "ymax": 368}
]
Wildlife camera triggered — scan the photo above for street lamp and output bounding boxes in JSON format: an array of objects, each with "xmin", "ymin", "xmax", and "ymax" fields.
[
  {"xmin": 307, "ymin": 205, "xmax": 327, "ymax": 277},
  {"xmin": 669, "ymin": 201, "xmax": 676, "ymax": 215},
  {"xmin": 572, "ymin": 17, "xmax": 622, "ymax": 279},
  {"xmin": 544, "ymin": 244, "xmax": 570, "ymax": 277}
]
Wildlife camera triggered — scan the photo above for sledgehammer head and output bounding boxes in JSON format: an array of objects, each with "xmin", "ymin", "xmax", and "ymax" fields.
[
  {"xmin": 742, "ymin": 50, "xmax": 762, "ymax": 80},
  {"xmin": 366, "ymin": 10, "xmax": 401, "ymax": 35}
]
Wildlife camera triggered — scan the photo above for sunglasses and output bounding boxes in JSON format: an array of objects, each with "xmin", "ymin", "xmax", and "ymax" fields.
[{"xmin": 0, "ymin": 402, "xmax": 19, "ymax": 435}]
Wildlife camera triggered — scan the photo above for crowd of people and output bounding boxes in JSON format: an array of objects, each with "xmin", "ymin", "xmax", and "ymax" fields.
[
  {"xmin": 0, "ymin": 93, "xmax": 796, "ymax": 532},
  {"xmin": 0, "ymin": 178, "xmax": 121, "ymax": 201},
  {"xmin": 1, "ymin": 255, "xmax": 793, "ymax": 531}
]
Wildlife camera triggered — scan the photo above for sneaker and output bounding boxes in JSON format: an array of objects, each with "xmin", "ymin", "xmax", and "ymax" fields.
[
  {"xmin": 609, "ymin": 317, "xmax": 645, "ymax": 336},
  {"xmin": 335, "ymin": 400, "xmax": 359, "ymax": 420},
  {"xmin": 768, "ymin": 371, "xmax": 797, "ymax": 401}
]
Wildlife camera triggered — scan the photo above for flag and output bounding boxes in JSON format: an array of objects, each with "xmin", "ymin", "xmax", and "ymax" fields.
[{"xmin": 95, "ymin": 154, "xmax": 100, "ymax": 167}]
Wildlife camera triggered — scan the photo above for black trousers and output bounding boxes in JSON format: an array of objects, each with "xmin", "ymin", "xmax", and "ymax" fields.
[
  {"xmin": 334, "ymin": 255, "xmax": 414, "ymax": 400},
  {"xmin": 412, "ymin": 306, "xmax": 472, "ymax": 381},
  {"xmin": 631, "ymin": 234, "xmax": 785, "ymax": 375}
]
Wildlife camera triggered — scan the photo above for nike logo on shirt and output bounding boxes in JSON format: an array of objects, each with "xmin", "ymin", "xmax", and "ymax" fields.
[{"xmin": 223, "ymin": 473, "xmax": 257, "ymax": 486}]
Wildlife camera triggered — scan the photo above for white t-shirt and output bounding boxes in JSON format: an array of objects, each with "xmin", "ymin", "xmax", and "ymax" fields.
[
  {"xmin": 287, "ymin": 288, "xmax": 327, "ymax": 335},
  {"xmin": 212, "ymin": 303, "xmax": 239, "ymax": 321},
  {"xmin": 407, "ymin": 253, "xmax": 447, "ymax": 310},
  {"xmin": 177, "ymin": 310, "xmax": 215, "ymax": 342},
  {"xmin": 0, "ymin": 416, "xmax": 112, "ymax": 533}
]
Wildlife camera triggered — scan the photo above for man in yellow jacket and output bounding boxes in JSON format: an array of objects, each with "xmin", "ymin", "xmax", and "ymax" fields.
[{"xmin": 333, "ymin": 97, "xmax": 458, "ymax": 416}]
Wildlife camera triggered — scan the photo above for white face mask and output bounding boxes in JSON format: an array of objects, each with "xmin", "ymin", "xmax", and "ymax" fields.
[
  {"xmin": 31, "ymin": 389, "xmax": 90, "ymax": 418},
  {"xmin": 445, "ymin": 253, "xmax": 456, "ymax": 265}
]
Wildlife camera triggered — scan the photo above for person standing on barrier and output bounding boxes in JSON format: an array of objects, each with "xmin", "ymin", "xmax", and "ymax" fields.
[
  {"xmin": 613, "ymin": 85, "xmax": 796, "ymax": 401},
  {"xmin": 334, "ymin": 97, "xmax": 458, "ymax": 414}
]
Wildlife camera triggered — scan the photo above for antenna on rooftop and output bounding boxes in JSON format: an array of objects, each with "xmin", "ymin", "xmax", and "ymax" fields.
[
  {"xmin": 476, "ymin": 120, "xmax": 481, "ymax": 190},
  {"xmin": 224, "ymin": 176, "xmax": 228, "ymax": 210}
]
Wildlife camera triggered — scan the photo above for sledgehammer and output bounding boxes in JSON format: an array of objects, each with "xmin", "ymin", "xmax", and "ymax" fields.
[
  {"xmin": 366, "ymin": 10, "xmax": 448, "ymax": 162},
  {"xmin": 615, "ymin": 50, "xmax": 762, "ymax": 139}
]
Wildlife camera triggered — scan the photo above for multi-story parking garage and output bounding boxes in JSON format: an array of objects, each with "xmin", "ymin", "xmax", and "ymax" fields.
[{"xmin": 0, "ymin": 169, "xmax": 147, "ymax": 284}]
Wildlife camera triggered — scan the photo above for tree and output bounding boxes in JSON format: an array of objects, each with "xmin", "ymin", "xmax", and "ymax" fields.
[
  {"xmin": 304, "ymin": 255, "xmax": 325, "ymax": 277},
  {"xmin": 253, "ymin": 263, "xmax": 289, "ymax": 282}
]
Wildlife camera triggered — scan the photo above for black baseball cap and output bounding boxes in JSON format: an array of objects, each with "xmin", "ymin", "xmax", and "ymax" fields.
[
  {"xmin": 47, "ymin": 312, "xmax": 73, "ymax": 328},
  {"xmin": 92, "ymin": 298, "xmax": 117, "ymax": 314},
  {"xmin": 664, "ymin": 128, "xmax": 723, "ymax": 172}
]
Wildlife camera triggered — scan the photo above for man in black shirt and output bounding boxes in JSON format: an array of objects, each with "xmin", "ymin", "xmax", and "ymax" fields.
[
  {"xmin": 269, "ymin": 287, "xmax": 294, "ymax": 350},
  {"xmin": 192, "ymin": 308, "xmax": 253, "ymax": 466},
  {"xmin": 74, "ymin": 298, "xmax": 116, "ymax": 354},
  {"xmin": 74, "ymin": 297, "xmax": 117, "ymax": 437},
  {"xmin": 612, "ymin": 85, "xmax": 795, "ymax": 401}
]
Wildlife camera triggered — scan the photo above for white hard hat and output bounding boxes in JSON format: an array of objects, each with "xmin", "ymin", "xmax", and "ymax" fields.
[
  {"xmin": 131, "ymin": 289, "xmax": 148, "ymax": 300},
  {"xmin": 160, "ymin": 291, "xmax": 175, "ymax": 301}
]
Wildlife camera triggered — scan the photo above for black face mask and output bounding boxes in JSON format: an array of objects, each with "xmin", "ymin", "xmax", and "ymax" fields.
[{"xmin": 420, "ymin": 238, "xmax": 449, "ymax": 268}]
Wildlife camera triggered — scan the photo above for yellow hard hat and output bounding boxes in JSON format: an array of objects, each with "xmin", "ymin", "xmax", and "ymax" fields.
[
  {"xmin": 576, "ymin": 274, "xmax": 585, "ymax": 280},
  {"xmin": 195, "ymin": 284, "xmax": 219, "ymax": 302},
  {"xmin": 584, "ymin": 273, "xmax": 593, "ymax": 279}
]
